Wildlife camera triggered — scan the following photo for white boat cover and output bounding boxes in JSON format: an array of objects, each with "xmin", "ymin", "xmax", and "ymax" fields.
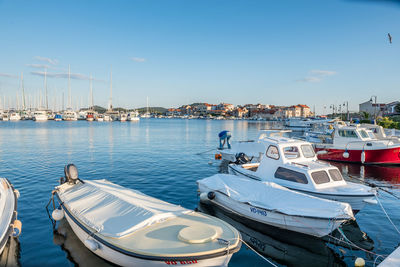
[
  {"xmin": 198, "ymin": 174, "xmax": 353, "ymax": 219},
  {"xmin": 58, "ymin": 179, "xmax": 190, "ymax": 238}
]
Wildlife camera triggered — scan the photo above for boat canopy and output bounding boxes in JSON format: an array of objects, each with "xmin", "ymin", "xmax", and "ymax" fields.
[
  {"xmin": 198, "ymin": 174, "xmax": 353, "ymax": 219},
  {"xmin": 58, "ymin": 179, "xmax": 189, "ymax": 238}
]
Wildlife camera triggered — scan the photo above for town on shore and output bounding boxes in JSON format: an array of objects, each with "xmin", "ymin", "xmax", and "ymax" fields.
[{"xmin": 1, "ymin": 98, "xmax": 399, "ymax": 127}]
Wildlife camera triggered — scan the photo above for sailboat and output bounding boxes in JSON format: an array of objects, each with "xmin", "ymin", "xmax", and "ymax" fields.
[
  {"xmin": 63, "ymin": 65, "xmax": 78, "ymax": 121},
  {"xmin": 141, "ymin": 97, "xmax": 151, "ymax": 118},
  {"xmin": 104, "ymin": 66, "xmax": 118, "ymax": 121},
  {"xmin": 34, "ymin": 77, "xmax": 49, "ymax": 122},
  {"xmin": 86, "ymin": 74, "xmax": 95, "ymax": 121}
]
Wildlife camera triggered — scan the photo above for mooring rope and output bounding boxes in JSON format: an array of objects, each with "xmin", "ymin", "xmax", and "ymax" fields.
[
  {"xmin": 224, "ymin": 237, "xmax": 278, "ymax": 266},
  {"xmin": 375, "ymin": 195, "xmax": 400, "ymax": 236},
  {"xmin": 195, "ymin": 148, "xmax": 216, "ymax": 155},
  {"xmin": 238, "ymin": 238, "xmax": 278, "ymax": 267}
]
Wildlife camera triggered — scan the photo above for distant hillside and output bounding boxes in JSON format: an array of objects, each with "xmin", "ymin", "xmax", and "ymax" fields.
[{"xmin": 137, "ymin": 107, "xmax": 167, "ymax": 114}]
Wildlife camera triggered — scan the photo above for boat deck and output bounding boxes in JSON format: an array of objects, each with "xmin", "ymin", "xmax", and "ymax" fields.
[{"xmin": 99, "ymin": 212, "xmax": 240, "ymax": 258}]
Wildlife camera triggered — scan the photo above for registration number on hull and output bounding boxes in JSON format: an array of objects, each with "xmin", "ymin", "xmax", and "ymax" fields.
[
  {"xmin": 250, "ymin": 206, "xmax": 267, "ymax": 216},
  {"xmin": 165, "ymin": 260, "xmax": 198, "ymax": 265}
]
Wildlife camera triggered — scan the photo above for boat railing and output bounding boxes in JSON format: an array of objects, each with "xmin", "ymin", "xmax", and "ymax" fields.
[
  {"xmin": 290, "ymin": 162, "xmax": 309, "ymax": 168},
  {"xmin": 344, "ymin": 139, "xmax": 393, "ymax": 150}
]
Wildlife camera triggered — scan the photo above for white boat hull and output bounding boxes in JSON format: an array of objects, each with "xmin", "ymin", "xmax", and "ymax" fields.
[
  {"xmin": 228, "ymin": 164, "xmax": 375, "ymax": 212},
  {"xmin": 0, "ymin": 179, "xmax": 18, "ymax": 256},
  {"xmin": 199, "ymin": 184, "xmax": 348, "ymax": 238},
  {"xmin": 63, "ymin": 208, "xmax": 232, "ymax": 266},
  {"xmin": 33, "ymin": 116, "xmax": 48, "ymax": 121}
]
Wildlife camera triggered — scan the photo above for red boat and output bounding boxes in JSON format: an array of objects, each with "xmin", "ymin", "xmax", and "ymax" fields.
[{"xmin": 312, "ymin": 124, "xmax": 400, "ymax": 165}]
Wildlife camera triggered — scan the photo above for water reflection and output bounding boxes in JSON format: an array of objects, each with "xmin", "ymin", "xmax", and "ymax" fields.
[
  {"xmin": 53, "ymin": 219, "xmax": 116, "ymax": 267},
  {"xmin": 198, "ymin": 202, "xmax": 346, "ymax": 267},
  {"xmin": 330, "ymin": 162, "xmax": 400, "ymax": 185},
  {"xmin": 0, "ymin": 237, "xmax": 21, "ymax": 267}
]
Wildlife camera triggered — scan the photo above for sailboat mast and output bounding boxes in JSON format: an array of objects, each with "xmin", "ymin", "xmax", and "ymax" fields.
[
  {"xmin": 146, "ymin": 96, "xmax": 149, "ymax": 114},
  {"xmin": 109, "ymin": 66, "xmax": 112, "ymax": 110},
  {"xmin": 21, "ymin": 72, "xmax": 26, "ymax": 110},
  {"xmin": 68, "ymin": 65, "xmax": 71, "ymax": 109},
  {"xmin": 44, "ymin": 68, "xmax": 48, "ymax": 110},
  {"xmin": 90, "ymin": 74, "xmax": 93, "ymax": 109}
]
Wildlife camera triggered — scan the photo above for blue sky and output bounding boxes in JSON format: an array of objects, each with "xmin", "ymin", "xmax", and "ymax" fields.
[{"xmin": 0, "ymin": 0, "xmax": 399, "ymax": 114}]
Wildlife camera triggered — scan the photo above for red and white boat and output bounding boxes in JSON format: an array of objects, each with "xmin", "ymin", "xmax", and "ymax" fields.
[{"xmin": 312, "ymin": 124, "xmax": 400, "ymax": 165}]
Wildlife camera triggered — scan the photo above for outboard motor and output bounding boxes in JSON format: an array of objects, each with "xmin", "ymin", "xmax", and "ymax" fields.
[
  {"xmin": 64, "ymin": 164, "xmax": 79, "ymax": 184},
  {"xmin": 235, "ymin": 153, "xmax": 251, "ymax": 164}
]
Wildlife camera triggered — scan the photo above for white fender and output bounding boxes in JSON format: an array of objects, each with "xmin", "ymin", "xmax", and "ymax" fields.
[
  {"xmin": 85, "ymin": 238, "xmax": 100, "ymax": 251},
  {"xmin": 52, "ymin": 208, "xmax": 65, "ymax": 221},
  {"xmin": 361, "ymin": 151, "xmax": 366, "ymax": 164},
  {"xmin": 342, "ymin": 151, "xmax": 349, "ymax": 158},
  {"xmin": 199, "ymin": 192, "xmax": 209, "ymax": 203}
]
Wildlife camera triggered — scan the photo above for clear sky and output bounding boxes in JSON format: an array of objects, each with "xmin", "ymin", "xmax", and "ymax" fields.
[{"xmin": 0, "ymin": 0, "xmax": 399, "ymax": 114}]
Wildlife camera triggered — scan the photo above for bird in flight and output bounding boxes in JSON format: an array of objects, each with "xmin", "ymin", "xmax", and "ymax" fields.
[{"xmin": 388, "ymin": 33, "xmax": 392, "ymax": 44}]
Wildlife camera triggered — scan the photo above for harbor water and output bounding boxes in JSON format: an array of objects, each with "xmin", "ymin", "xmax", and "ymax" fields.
[{"xmin": 1, "ymin": 119, "xmax": 400, "ymax": 266}]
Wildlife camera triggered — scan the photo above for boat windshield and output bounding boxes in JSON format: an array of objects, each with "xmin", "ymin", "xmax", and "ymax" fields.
[
  {"xmin": 367, "ymin": 131, "xmax": 376, "ymax": 139},
  {"xmin": 274, "ymin": 167, "xmax": 308, "ymax": 184},
  {"xmin": 328, "ymin": 169, "xmax": 343, "ymax": 181},
  {"xmin": 359, "ymin": 130, "xmax": 370, "ymax": 139},
  {"xmin": 301, "ymin": 144, "xmax": 315, "ymax": 158},
  {"xmin": 338, "ymin": 130, "xmax": 358, "ymax": 138},
  {"xmin": 283, "ymin": 146, "xmax": 300, "ymax": 159},
  {"xmin": 311, "ymin": 171, "xmax": 330, "ymax": 184}
]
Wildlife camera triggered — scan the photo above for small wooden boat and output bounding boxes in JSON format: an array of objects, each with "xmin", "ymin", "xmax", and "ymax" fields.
[
  {"xmin": 51, "ymin": 165, "xmax": 241, "ymax": 266},
  {"xmin": 0, "ymin": 178, "xmax": 21, "ymax": 255},
  {"xmin": 198, "ymin": 174, "xmax": 354, "ymax": 238}
]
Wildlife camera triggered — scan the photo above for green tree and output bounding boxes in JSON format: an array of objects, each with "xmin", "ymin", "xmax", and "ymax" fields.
[
  {"xmin": 395, "ymin": 103, "xmax": 400, "ymax": 114},
  {"xmin": 360, "ymin": 111, "xmax": 370, "ymax": 120}
]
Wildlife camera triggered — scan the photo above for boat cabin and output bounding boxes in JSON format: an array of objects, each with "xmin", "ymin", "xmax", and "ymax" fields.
[{"xmin": 234, "ymin": 134, "xmax": 348, "ymax": 191}]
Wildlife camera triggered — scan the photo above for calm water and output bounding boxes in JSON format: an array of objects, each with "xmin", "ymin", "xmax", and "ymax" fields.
[{"xmin": 1, "ymin": 119, "xmax": 400, "ymax": 267}]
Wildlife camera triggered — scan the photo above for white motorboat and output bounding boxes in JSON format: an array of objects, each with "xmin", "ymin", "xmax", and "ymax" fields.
[
  {"xmin": 51, "ymin": 165, "xmax": 241, "ymax": 267},
  {"xmin": 0, "ymin": 178, "xmax": 21, "ymax": 255},
  {"xmin": 86, "ymin": 110, "xmax": 95, "ymax": 121},
  {"xmin": 219, "ymin": 130, "xmax": 290, "ymax": 162},
  {"xmin": 129, "ymin": 111, "xmax": 140, "ymax": 121},
  {"xmin": 103, "ymin": 114, "xmax": 112, "ymax": 121},
  {"xmin": 311, "ymin": 123, "xmax": 400, "ymax": 164},
  {"xmin": 63, "ymin": 109, "xmax": 78, "ymax": 121},
  {"xmin": 33, "ymin": 110, "xmax": 48, "ymax": 121},
  {"xmin": 1, "ymin": 113, "xmax": 9, "ymax": 121},
  {"xmin": 9, "ymin": 112, "xmax": 21, "ymax": 121},
  {"xmin": 96, "ymin": 114, "xmax": 104, "ymax": 122},
  {"xmin": 228, "ymin": 131, "xmax": 377, "ymax": 212},
  {"xmin": 119, "ymin": 113, "xmax": 128, "ymax": 122},
  {"xmin": 198, "ymin": 174, "xmax": 354, "ymax": 237}
]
